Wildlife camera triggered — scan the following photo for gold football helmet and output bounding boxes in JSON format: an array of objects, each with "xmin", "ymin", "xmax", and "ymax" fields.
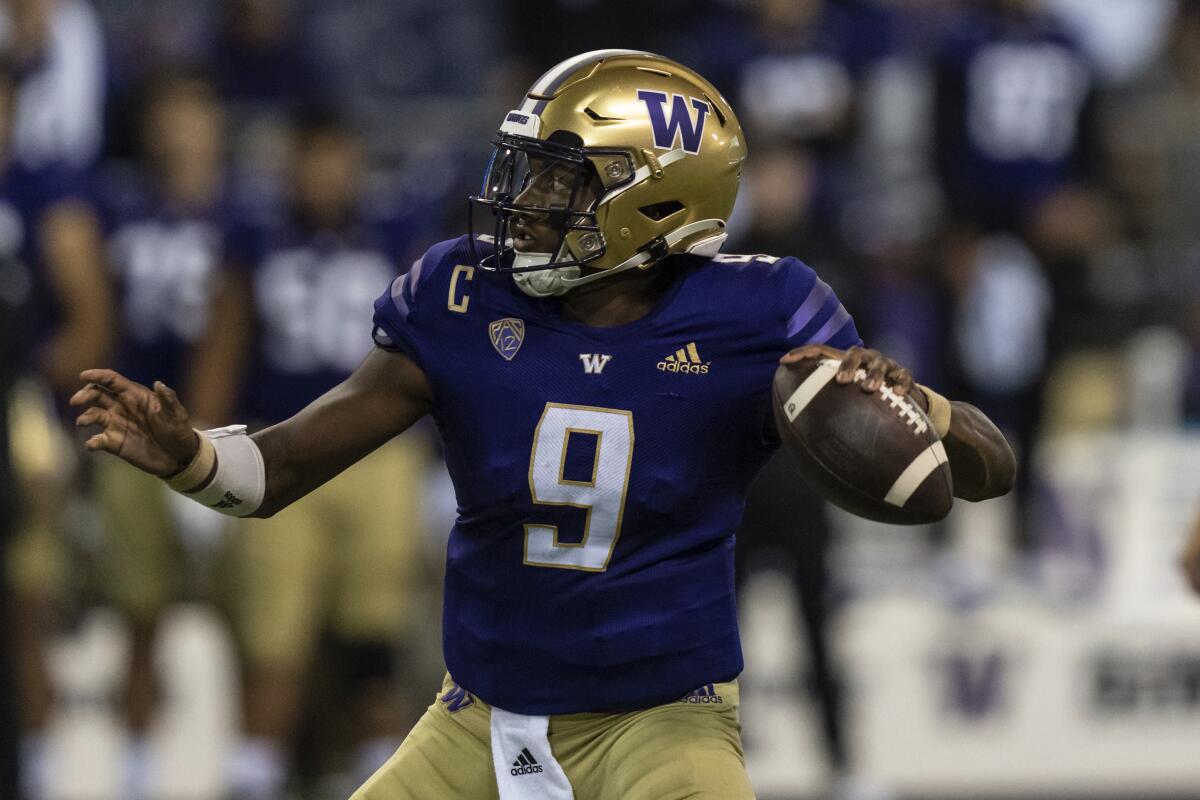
[{"xmin": 469, "ymin": 49, "xmax": 747, "ymax": 297}]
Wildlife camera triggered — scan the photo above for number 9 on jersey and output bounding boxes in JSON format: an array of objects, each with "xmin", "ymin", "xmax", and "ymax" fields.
[{"xmin": 525, "ymin": 404, "xmax": 634, "ymax": 571}]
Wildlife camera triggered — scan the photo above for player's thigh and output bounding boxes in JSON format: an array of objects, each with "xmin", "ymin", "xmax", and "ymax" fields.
[
  {"xmin": 5, "ymin": 512, "xmax": 66, "ymax": 598},
  {"xmin": 94, "ymin": 457, "xmax": 177, "ymax": 618},
  {"xmin": 6, "ymin": 382, "xmax": 73, "ymax": 598},
  {"xmin": 352, "ymin": 676, "xmax": 497, "ymax": 800},
  {"xmin": 330, "ymin": 439, "xmax": 427, "ymax": 641},
  {"xmin": 563, "ymin": 683, "xmax": 754, "ymax": 800},
  {"xmin": 232, "ymin": 496, "xmax": 329, "ymax": 670}
]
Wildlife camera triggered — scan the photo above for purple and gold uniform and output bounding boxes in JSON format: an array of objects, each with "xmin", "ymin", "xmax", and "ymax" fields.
[
  {"xmin": 91, "ymin": 168, "xmax": 234, "ymax": 618},
  {"xmin": 2, "ymin": 160, "xmax": 91, "ymax": 599},
  {"xmin": 371, "ymin": 235, "xmax": 860, "ymax": 715},
  {"xmin": 229, "ymin": 202, "xmax": 433, "ymax": 674}
]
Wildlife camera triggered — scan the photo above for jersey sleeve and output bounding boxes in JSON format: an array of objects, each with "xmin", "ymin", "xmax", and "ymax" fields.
[
  {"xmin": 371, "ymin": 237, "xmax": 461, "ymax": 369},
  {"xmin": 778, "ymin": 256, "xmax": 862, "ymax": 350}
]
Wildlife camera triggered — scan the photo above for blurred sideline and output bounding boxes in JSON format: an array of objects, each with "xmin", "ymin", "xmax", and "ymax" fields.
[{"xmin": 35, "ymin": 431, "xmax": 1200, "ymax": 799}]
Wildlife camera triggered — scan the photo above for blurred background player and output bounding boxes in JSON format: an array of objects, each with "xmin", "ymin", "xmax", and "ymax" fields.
[
  {"xmin": 216, "ymin": 109, "xmax": 436, "ymax": 799},
  {"xmin": 932, "ymin": 0, "xmax": 1097, "ymax": 541},
  {"xmin": 90, "ymin": 68, "xmax": 237, "ymax": 800},
  {"xmin": 0, "ymin": 0, "xmax": 106, "ymax": 169},
  {"xmin": 0, "ymin": 47, "xmax": 111, "ymax": 799}
]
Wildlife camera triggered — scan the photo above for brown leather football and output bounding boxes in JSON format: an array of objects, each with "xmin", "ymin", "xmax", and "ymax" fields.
[{"xmin": 772, "ymin": 358, "xmax": 953, "ymax": 525}]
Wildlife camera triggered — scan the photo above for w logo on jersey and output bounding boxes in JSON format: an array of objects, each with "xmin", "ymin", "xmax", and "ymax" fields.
[
  {"xmin": 637, "ymin": 89, "xmax": 710, "ymax": 154},
  {"xmin": 579, "ymin": 353, "xmax": 612, "ymax": 374}
]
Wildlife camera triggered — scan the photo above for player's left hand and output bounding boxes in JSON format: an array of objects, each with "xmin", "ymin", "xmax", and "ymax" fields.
[
  {"xmin": 1181, "ymin": 513, "xmax": 1200, "ymax": 597},
  {"xmin": 780, "ymin": 344, "xmax": 915, "ymax": 397}
]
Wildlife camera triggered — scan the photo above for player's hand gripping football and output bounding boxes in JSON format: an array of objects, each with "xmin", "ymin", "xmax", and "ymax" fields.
[
  {"xmin": 71, "ymin": 369, "xmax": 199, "ymax": 477},
  {"xmin": 780, "ymin": 344, "xmax": 915, "ymax": 396},
  {"xmin": 1181, "ymin": 511, "xmax": 1200, "ymax": 598}
]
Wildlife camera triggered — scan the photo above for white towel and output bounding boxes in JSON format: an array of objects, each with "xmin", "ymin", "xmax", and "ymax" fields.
[{"xmin": 489, "ymin": 706, "xmax": 575, "ymax": 800}]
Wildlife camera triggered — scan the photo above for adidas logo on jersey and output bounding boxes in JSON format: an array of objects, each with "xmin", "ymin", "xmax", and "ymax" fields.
[
  {"xmin": 510, "ymin": 747, "xmax": 544, "ymax": 776},
  {"xmin": 679, "ymin": 683, "xmax": 724, "ymax": 704},
  {"xmin": 657, "ymin": 342, "xmax": 710, "ymax": 374}
]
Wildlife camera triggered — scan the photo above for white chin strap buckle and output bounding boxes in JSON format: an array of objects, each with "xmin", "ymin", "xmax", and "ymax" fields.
[{"xmin": 511, "ymin": 251, "xmax": 580, "ymax": 297}]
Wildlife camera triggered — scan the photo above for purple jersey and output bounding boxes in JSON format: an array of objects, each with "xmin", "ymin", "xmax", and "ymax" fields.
[
  {"xmin": 233, "ymin": 205, "xmax": 427, "ymax": 424},
  {"xmin": 96, "ymin": 168, "xmax": 232, "ymax": 390},
  {"xmin": 0, "ymin": 160, "xmax": 90, "ymax": 367},
  {"xmin": 372, "ymin": 236, "xmax": 860, "ymax": 714},
  {"xmin": 935, "ymin": 10, "xmax": 1095, "ymax": 227}
]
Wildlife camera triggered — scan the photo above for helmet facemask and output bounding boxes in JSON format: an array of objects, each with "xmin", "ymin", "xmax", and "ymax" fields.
[
  {"xmin": 468, "ymin": 51, "xmax": 745, "ymax": 297},
  {"xmin": 469, "ymin": 132, "xmax": 634, "ymax": 297}
]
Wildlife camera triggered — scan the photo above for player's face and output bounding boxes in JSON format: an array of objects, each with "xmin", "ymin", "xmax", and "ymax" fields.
[
  {"xmin": 292, "ymin": 134, "xmax": 361, "ymax": 221},
  {"xmin": 145, "ymin": 90, "xmax": 224, "ymax": 174},
  {"xmin": 510, "ymin": 157, "xmax": 600, "ymax": 253}
]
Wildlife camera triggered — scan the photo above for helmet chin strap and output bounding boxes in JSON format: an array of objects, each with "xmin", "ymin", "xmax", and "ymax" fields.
[
  {"xmin": 512, "ymin": 219, "xmax": 727, "ymax": 298},
  {"xmin": 512, "ymin": 251, "xmax": 577, "ymax": 297}
]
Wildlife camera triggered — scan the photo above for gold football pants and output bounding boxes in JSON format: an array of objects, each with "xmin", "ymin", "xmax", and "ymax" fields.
[{"xmin": 353, "ymin": 673, "xmax": 756, "ymax": 799}]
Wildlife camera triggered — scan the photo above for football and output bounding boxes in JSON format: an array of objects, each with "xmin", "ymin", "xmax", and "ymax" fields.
[{"xmin": 772, "ymin": 358, "xmax": 953, "ymax": 525}]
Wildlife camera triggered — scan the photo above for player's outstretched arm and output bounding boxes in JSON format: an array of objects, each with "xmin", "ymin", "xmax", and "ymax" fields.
[
  {"xmin": 781, "ymin": 344, "xmax": 1016, "ymax": 502},
  {"xmin": 73, "ymin": 347, "xmax": 432, "ymax": 517},
  {"xmin": 250, "ymin": 347, "xmax": 432, "ymax": 516}
]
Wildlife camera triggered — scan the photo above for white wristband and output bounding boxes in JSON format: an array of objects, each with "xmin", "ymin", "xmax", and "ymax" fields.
[{"xmin": 170, "ymin": 425, "xmax": 265, "ymax": 517}]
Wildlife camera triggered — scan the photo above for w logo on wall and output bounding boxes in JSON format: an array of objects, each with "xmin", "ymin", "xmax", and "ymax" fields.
[
  {"xmin": 637, "ymin": 89, "xmax": 710, "ymax": 154},
  {"xmin": 936, "ymin": 650, "xmax": 1010, "ymax": 720}
]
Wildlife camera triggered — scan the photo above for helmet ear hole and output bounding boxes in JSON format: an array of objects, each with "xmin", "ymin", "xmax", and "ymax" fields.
[{"xmin": 638, "ymin": 200, "xmax": 685, "ymax": 221}]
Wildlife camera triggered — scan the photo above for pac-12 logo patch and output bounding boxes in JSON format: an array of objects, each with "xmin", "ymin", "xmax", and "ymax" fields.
[
  {"xmin": 489, "ymin": 317, "xmax": 525, "ymax": 361},
  {"xmin": 637, "ymin": 89, "xmax": 711, "ymax": 154}
]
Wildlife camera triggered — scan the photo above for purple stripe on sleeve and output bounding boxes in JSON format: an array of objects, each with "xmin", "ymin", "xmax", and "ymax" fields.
[
  {"xmin": 786, "ymin": 278, "xmax": 833, "ymax": 339},
  {"xmin": 812, "ymin": 304, "xmax": 852, "ymax": 345}
]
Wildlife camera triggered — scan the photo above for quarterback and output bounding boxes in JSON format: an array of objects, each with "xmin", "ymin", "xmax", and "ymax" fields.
[{"xmin": 73, "ymin": 51, "xmax": 1014, "ymax": 799}]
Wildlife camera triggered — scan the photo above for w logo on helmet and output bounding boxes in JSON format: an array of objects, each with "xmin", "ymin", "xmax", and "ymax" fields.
[{"xmin": 637, "ymin": 89, "xmax": 710, "ymax": 155}]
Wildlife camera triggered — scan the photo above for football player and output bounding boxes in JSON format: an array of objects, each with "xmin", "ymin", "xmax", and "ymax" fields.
[
  {"xmin": 92, "ymin": 69, "xmax": 237, "ymax": 800},
  {"xmin": 213, "ymin": 109, "xmax": 434, "ymax": 798},
  {"xmin": 0, "ymin": 51, "xmax": 112, "ymax": 800},
  {"xmin": 73, "ymin": 51, "xmax": 1015, "ymax": 799}
]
